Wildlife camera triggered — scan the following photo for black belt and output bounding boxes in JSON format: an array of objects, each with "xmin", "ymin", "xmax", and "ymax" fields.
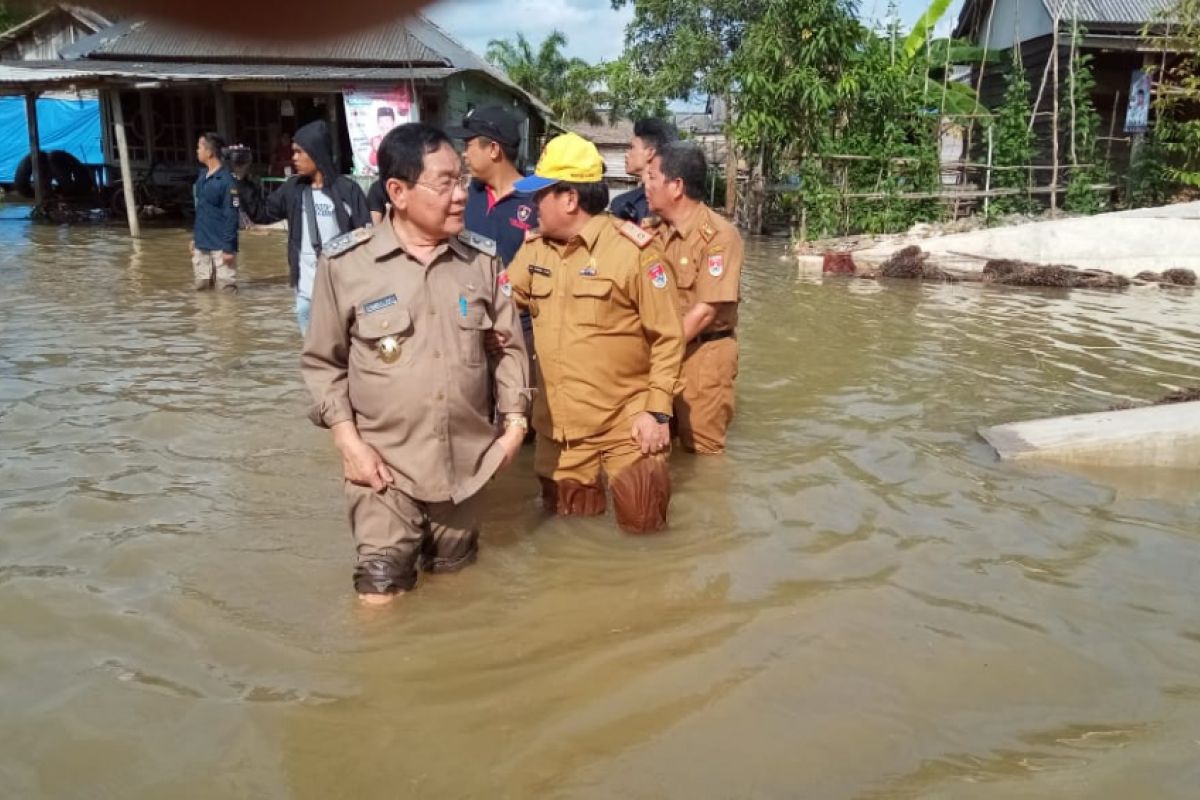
[{"xmin": 695, "ymin": 330, "xmax": 734, "ymax": 344}]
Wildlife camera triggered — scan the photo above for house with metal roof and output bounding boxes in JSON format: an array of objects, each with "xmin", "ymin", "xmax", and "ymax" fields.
[
  {"xmin": 954, "ymin": 0, "xmax": 1184, "ymax": 190},
  {"xmin": 0, "ymin": 12, "xmax": 551, "ymax": 227},
  {"xmin": 0, "ymin": 4, "xmax": 111, "ymax": 61}
]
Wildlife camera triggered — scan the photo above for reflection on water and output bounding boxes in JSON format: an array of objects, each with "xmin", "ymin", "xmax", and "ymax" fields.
[{"xmin": 1, "ymin": 219, "xmax": 1199, "ymax": 799}]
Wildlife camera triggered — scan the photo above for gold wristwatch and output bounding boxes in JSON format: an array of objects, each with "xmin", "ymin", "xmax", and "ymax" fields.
[{"xmin": 503, "ymin": 414, "xmax": 528, "ymax": 432}]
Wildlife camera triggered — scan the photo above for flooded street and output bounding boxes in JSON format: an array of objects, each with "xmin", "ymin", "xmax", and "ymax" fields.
[{"xmin": 2, "ymin": 217, "xmax": 1200, "ymax": 799}]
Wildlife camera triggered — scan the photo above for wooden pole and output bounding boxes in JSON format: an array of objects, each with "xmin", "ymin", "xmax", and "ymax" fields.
[
  {"xmin": 1068, "ymin": 1, "xmax": 1080, "ymax": 167},
  {"xmin": 24, "ymin": 92, "xmax": 46, "ymax": 209},
  {"xmin": 723, "ymin": 91, "xmax": 737, "ymax": 219},
  {"xmin": 1050, "ymin": 13, "xmax": 1062, "ymax": 214},
  {"xmin": 112, "ymin": 94, "xmax": 141, "ymax": 238},
  {"xmin": 984, "ymin": 124, "xmax": 995, "ymax": 217}
]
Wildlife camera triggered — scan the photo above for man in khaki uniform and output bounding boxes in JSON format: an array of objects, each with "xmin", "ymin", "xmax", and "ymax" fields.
[
  {"xmin": 506, "ymin": 133, "xmax": 684, "ymax": 534},
  {"xmin": 644, "ymin": 142, "xmax": 744, "ymax": 455},
  {"xmin": 302, "ymin": 123, "xmax": 529, "ymax": 605}
]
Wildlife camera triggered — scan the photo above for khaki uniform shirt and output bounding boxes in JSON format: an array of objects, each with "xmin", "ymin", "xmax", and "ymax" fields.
[
  {"xmin": 302, "ymin": 218, "xmax": 530, "ymax": 504},
  {"xmin": 654, "ymin": 203, "xmax": 744, "ymax": 334},
  {"xmin": 507, "ymin": 214, "xmax": 684, "ymax": 443}
]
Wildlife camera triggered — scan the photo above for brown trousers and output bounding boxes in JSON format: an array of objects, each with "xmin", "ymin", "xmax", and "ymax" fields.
[
  {"xmin": 534, "ymin": 421, "xmax": 671, "ymax": 534},
  {"xmin": 676, "ymin": 336, "xmax": 738, "ymax": 454},
  {"xmin": 344, "ymin": 482, "xmax": 480, "ymax": 595},
  {"xmin": 191, "ymin": 249, "xmax": 237, "ymax": 291}
]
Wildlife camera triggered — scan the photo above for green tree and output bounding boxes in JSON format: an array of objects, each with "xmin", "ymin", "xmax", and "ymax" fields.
[
  {"xmin": 1149, "ymin": 0, "xmax": 1200, "ymax": 190},
  {"xmin": 1064, "ymin": 27, "xmax": 1108, "ymax": 214},
  {"xmin": 0, "ymin": 2, "xmax": 37, "ymax": 30},
  {"xmin": 989, "ymin": 51, "xmax": 1037, "ymax": 217},
  {"xmin": 611, "ymin": 0, "xmax": 768, "ymax": 213},
  {"xmin": 485, "ymin": 31, "xmax": 603, "ymax": 124}
]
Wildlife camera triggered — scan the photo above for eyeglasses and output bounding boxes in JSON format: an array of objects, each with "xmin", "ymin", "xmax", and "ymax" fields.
[{"xmin": 413, "ymin": 174, "xmax": 471, "ymax": 195}]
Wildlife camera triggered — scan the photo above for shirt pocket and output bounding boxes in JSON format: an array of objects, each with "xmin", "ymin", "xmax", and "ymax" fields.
[
  {"xmin": 570, "ymin": 277, "xmax": 617, "ymax": 327},
  {"xmin": 353, "ymin": 307, "xmax": 414, "ymax": 369},
  {"xmin": 455, "ymin": 304, "xmax": 494, "ymax": 367},
  {"xmin": 674, "ymin": 253, "xmax": 699, "ymax": 289}
]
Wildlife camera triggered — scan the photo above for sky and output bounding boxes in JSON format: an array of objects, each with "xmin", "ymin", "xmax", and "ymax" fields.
[{"xmin": 424, "ymin": 0, "xmax": 966, "ymax": 66}]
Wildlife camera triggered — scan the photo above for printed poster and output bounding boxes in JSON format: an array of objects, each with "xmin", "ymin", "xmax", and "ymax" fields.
[
  {"xmin": 1124, "ymin": 70, "xmax": 1151, "ymax": 134},
  {"xmin": 343, "ymin": 86, "xmax": 418, "ymax": 176}
]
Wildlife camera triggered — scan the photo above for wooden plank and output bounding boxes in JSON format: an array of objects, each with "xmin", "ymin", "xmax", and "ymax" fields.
[
  {"xmin": 112, "ymin": 93, "xmax": 141, "ymax": 238},
  {"xmin": 979, "ymin": 401, "xmax": 1200, "ymax": 469}
]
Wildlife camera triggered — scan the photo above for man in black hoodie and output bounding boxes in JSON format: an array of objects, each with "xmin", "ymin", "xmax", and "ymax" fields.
[{"xmin": 260, "ymin": 119, "xmax": 372, "ymax": 334}]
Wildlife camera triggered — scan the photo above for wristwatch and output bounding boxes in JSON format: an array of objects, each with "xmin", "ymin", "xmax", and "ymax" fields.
[
  {"xmin": 503, "ymin": 413, "xmax": 528, "ymax": 431},
  {"xmin": 649, "ymin": 412, "xmax": 672, "ymax": 424}
]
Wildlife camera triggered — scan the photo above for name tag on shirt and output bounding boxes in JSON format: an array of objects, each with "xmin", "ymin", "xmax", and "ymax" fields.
[
  {"xmin": 363, "ymin": 294, "xmax": 398, "ymax": 314},
  {"xmin": 529, "ymin": 265, "xmax": 552, "ymax": 277}
]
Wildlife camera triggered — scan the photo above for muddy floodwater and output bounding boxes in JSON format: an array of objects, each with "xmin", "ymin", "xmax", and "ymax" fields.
[{"xmin": 2, "ymin": 216, "xmax": 1199, "ymax": 799}]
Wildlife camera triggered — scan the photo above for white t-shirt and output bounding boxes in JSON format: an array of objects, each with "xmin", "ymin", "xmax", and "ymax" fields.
[{"xmin": 298, "ymin": 189, "xmax": 346, "ymax": 299}]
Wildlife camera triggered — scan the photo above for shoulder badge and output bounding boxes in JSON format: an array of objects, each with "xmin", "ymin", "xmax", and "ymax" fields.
[
  {"xmin": 324, "ymin": 226, "xmax": 374, "ymax": 258},
  {"xmin": 458, "ymin": 230, "xmax": 497, "ymax": 257},
  {"xmin": 647, "ymin": 261, "xmax": 669, "ymax": 290},
  {"xmin": 699, "ymin": 222, "xmax": 717, "ymax": 243},
  {"xmin": 617, "ymin": 219, "xmax": 653, "ymax": 249}
]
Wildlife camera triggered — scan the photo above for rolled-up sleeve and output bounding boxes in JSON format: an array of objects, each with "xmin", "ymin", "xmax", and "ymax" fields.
[
  {"xmin": 488, "ymin": 256, "xmax": 530, "ymax": 415},
  {"xmin": 301, "ymin": 254, "xmax": 355, "ymax": 428}
]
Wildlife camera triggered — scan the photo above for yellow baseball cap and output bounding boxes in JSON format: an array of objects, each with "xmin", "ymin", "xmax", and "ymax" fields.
[{"xmin": 514, "ymin": 132, "xmax": 605, "ymax": 192}]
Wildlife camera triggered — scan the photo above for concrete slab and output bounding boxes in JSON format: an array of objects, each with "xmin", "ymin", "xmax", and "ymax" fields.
[
  {"xmin": 979, "ymin": 401, "xmax": 1200, "ymax": 469},
  {"xmin": 853, "ymin": 202, "xmax": 1200, "ymax": 277}
]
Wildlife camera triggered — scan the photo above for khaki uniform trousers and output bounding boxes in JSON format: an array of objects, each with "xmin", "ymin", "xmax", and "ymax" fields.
[
  {"xmin": 534, "ymin": 419, "xmax": 671, "ymax": 534},
  {"xmin": 675, "ymin": 336, "xmax": 738, "ymax": 455},
  {"xmin": 192, "ymin": 249, "xmax": 237, "ymax": 292},
  {"xmin": 344, "ymin": 482, "xmax": 481, "ymax": 595}
]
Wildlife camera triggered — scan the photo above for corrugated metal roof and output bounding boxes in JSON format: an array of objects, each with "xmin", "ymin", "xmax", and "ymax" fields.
[
  {"xmin": 7, "ymin": 13, "xmax": 553, "ymax": 118},
  {"xmin": 1042, "ymin": 0, "xmax": 1171, "ymax": 25},
  {"xmin": 0, "ymin": 60, "xmax": 457, "ymax": 85},
  {"xmin": 60, "ymin": 18, "xmax": 447, "ymax": 65}
]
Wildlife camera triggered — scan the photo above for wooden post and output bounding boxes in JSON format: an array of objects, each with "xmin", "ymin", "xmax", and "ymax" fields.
[
  {"xmin": 24, "ymin": 92, "xmax": 45, "ymax": 208},
  {"xmin": 329, "ymin": 93, "xmax": 342, "ymax": 174},
  {"xmin": 984, "ymin": 124, "xmax": 994, "ymax": 217},
  {"xmin": 1050, "ymin": 15, "xmax": 1062, "ymax": 214},
  {"xmin": 112, "ymin": 93, "xmax": 141, "ymax": 238}
]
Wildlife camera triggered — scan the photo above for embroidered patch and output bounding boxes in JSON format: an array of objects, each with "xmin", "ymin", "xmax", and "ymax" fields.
[
  {"xmin": 579, "ymin": 265, "xmax": 597, "ymax": 277},
  {"xmin": 517, "ymin": 205, "xmax": 532, "ymax": 223},
  {"xmin": 648, "ymin": 263, "xmax": 668, "ymax": 289},
  {"xmin": 708, "ymin": 253, "xmax": 724, "ymax": 277},
  {"xmin": 498, "ymin": 271, "xmax": 512, "ymax": 297},
  {"xmin": 529, "ymin": 265, "xmax": 552, "ymax": 277},
  {"xmin": 363, "ymin": 294, "xmax": 398, "ymax": 314}
]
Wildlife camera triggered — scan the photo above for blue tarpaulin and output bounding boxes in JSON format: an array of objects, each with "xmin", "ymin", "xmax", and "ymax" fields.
[{"xmin": 0, "ymin": 96, "xmax": 102, "ymax": 183}]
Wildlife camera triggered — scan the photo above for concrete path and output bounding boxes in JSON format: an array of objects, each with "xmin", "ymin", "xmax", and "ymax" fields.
[
  {"xmin": 979, "ymin": 401, "xmax": 1200, "ymax": 469},
  {"xmin": 851, "ymin": 202, "xmax": 1200, "ymax": 277}
]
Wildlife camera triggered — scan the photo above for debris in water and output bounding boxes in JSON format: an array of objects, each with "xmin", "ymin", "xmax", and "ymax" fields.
[
  {"xmin": 878, "ymin": 246, "xmax": 959, "ymax": 282},
  {"xmin": 1162, "ymin": 268, "xmax": 1197, "ymax": 287},
  {"xmin": 981, "ymin": 259, "xmax": 1129, "ymax": 290}
]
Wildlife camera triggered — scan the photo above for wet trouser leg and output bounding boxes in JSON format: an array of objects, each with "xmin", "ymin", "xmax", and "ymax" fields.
[
  {"xmin": 534, "ymin": 424, "xmax": 671, "ymax": 534},
  {"xmin": 344, "ymin": 483, "xmax": 481, "ymax": 596},
  {"xmin": 675, "ymin": 336, "xmax": 738, "ymax": 455},
  {"xmin": 423, "ymin": 495, "xmax": 481, "ymax": 575},
  {"xmin": 192, "ymin": 249, "xmax": 216, "ymax": 290},
  {"xmin": 192, "ymin": 249, "xmax": 237, "ymax": 292}
]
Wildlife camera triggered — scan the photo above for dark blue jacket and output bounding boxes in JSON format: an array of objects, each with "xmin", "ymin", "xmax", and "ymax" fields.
[
  {"xmin": 193, "ymin": 165, "xmax": 240, "ymax": 253},
  {"xmin": 609, "ymin": 185, "xmax": 648, "ymax": 223},
  {"xmin": 464, "ymin": 180, "xmax": 538, "ymax": 266}
]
